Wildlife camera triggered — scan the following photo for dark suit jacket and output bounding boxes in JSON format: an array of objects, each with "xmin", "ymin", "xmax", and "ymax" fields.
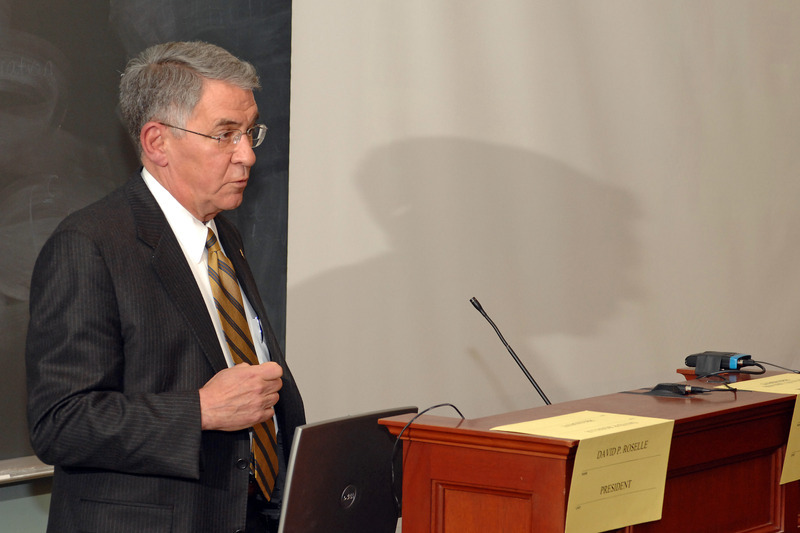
[{"xmin": 26, "ymin": 173, "xmax": 305, "ymax": 533}]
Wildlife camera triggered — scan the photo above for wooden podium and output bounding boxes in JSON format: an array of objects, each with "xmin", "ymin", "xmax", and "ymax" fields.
[{"xmin": 380, "ymin": 378, "xmax": 800, "ymax": 532}]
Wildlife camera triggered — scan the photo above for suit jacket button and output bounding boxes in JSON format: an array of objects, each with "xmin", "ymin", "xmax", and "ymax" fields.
[{"xmin": 236, "ymin": 458, "xmax": 248, "ymax": 470}]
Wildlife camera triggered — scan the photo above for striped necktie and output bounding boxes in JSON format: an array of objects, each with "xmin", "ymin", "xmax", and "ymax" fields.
[{"xmin": 205, "ymin": 228, "xmax": 279, "ymax": 500}]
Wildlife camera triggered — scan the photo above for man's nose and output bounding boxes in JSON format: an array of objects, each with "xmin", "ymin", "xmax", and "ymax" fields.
[{"xmin": 232, "ymin": 138, "xmax": 257, "ymax": 166}]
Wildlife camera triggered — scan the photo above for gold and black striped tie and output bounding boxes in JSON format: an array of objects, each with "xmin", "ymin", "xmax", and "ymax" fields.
[{"xmin": 206, "ymin": 228, "xmax": 279, "ymax": 500}]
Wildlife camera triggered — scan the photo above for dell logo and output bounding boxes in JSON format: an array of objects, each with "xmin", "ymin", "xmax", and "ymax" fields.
[{"xmin": 340, "ymin": 484, "xmax": 358, "ymax": 509}]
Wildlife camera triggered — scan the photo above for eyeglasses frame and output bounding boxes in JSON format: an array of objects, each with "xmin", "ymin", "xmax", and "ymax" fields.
[{"xmin": 158, "ymin": 122, "xmax": 268, "ymax": 149}]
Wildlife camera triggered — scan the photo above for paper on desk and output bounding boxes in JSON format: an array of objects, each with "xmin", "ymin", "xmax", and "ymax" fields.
[
  {"xmin": 493, "ymin": 410, "xmax": 673, "ymax": 533},
  {"xmin": 719, "ymin": 373, "xmax": 800, "ymax": 484},
  {"xmin": 724, "ymin": 372, "xmax": 800, "ymax": 394}
]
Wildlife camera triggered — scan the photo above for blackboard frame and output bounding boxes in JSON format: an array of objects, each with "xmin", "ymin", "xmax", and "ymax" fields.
[{"xmin": 2, "ymin": 0, "xmax": 292, "ymax": 466}]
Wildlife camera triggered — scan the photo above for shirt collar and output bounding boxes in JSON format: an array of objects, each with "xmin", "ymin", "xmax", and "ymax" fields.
[{"xmin": 141, "ymin": 168, "xmax": 217, "ymax": 264}]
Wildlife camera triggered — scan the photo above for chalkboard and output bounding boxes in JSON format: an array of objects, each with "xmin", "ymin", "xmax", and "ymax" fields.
[{"xmin": 0, "ymin": 0, "xmax": 291, "ymax": 464}]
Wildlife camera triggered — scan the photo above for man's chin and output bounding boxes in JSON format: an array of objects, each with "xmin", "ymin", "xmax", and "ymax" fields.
[{"xmin": 224, "ymin": 193, "xmax": 245, "ymax": 211}]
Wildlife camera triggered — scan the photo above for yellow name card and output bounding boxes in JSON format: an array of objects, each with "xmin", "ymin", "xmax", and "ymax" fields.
[{"xmin": 493, "ymin": 410, "xmax": 674, "ymax": 533}]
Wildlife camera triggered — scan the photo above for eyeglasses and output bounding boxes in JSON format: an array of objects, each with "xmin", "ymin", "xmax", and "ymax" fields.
[{"xmin": 159, "ymin": 122, "xmax": 268, "ymax": 149}]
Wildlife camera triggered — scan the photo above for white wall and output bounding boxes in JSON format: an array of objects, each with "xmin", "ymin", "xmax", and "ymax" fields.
[{"xmin": 287, "ymin": 1, "xmax": 800, "ymax": 423}]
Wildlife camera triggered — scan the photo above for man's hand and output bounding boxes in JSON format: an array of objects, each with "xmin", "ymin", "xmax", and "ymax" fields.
[{"xmin": 198, "ymin": 362, "xmax": 283, "ymax": 431}]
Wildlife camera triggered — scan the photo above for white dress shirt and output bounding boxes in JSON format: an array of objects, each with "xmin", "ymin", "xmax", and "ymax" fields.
[{"xmin": 141, "ymin": 168, "xmax": 270, "ymax": 367}]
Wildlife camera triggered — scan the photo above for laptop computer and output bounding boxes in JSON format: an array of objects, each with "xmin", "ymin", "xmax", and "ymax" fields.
[{"xmin": 277, "ymin": 406, "xmax": 418, "ymax": 533}]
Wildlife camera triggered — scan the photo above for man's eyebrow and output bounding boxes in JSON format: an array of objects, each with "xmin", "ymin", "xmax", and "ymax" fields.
[
  {"xmin": 212, "ymin": 119, "xmax": 241, "ymax": 129},
  {"xmin": 212, "ymin": 114, "xmax": 260, "ymax": 129}
]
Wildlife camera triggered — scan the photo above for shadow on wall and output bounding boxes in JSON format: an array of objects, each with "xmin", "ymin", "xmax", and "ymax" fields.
[{"xmin": 289, "ymin": 138, "xmax": 642, "ymax": 411}]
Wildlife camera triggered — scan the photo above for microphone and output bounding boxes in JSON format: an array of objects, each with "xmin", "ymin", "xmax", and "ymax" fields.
[
  {"xmin": 651, "ymin": 383, "xmax": 714, "ymax": 396},
  {"xmin": 684, "ymin": 351, "xmax": 755, "ymax": 375},
  {"xmin": 469, "ymin": 297, "xmax": 551, "ymax": 405}
]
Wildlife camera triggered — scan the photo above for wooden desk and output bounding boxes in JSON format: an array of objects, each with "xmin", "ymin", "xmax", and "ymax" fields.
[
  {"xmin": 676, "ymin": 367, "xmax": 773, "ymax": 381},
  {"xmin": 381, "ymin": 381, "xmax": 800, "ymax": 532}
]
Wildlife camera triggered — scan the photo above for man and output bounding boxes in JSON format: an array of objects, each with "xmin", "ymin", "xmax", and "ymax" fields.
[{"xmin": 26, "ymin": 41, "xmax": 304, "ymax": 533}]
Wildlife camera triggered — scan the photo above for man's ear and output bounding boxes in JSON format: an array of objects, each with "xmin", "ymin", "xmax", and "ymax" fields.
[{"xmin": 140, "ymin": 122, "xmax": 169, "ymax": 167}]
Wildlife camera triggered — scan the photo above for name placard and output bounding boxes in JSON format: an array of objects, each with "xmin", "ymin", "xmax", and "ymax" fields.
[{"xmin": 493, "ymin": 410, "xmax": 673, "ymax": 533}]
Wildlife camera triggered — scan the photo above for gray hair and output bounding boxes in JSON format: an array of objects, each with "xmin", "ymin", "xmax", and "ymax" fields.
[{"xmin": 119, "ymin": 41, "xmax": 260, "ymax": 155}]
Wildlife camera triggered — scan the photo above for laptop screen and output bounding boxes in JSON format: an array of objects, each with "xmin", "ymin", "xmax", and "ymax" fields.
[{"xmin": 278, "ymin": 406, "xmax": 418, "ymax": 533}]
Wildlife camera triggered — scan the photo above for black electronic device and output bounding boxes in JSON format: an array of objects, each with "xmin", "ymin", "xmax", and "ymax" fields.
[
  {"xmin": 277, "ymin": 406, "xmax": 418, "ymax": 533},
  {"xmin": 685, "ymin": 351, "xmax": 755, "ymax": 376}
]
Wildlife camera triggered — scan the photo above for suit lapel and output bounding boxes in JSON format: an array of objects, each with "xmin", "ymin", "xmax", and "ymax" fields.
[{"xmin": 126, "ymin": 175, "xmax": 229, "ymax": 373}]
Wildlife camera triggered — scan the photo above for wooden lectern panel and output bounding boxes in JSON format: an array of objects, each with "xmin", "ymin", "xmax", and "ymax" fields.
[
  {"xmin": 381, "ymin": 383, "xmax": 800, "ymax": 532},
  {"xmin": 633, "ymin": 450, "xmax": 783, "ymax": 532},
  {"xmin": 435, "ymin": 483, "xmax": 532, "ymax": 532},
  {"xmin": 402, "ymin": 427, "xmax": 571, "ymax": 532}
]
